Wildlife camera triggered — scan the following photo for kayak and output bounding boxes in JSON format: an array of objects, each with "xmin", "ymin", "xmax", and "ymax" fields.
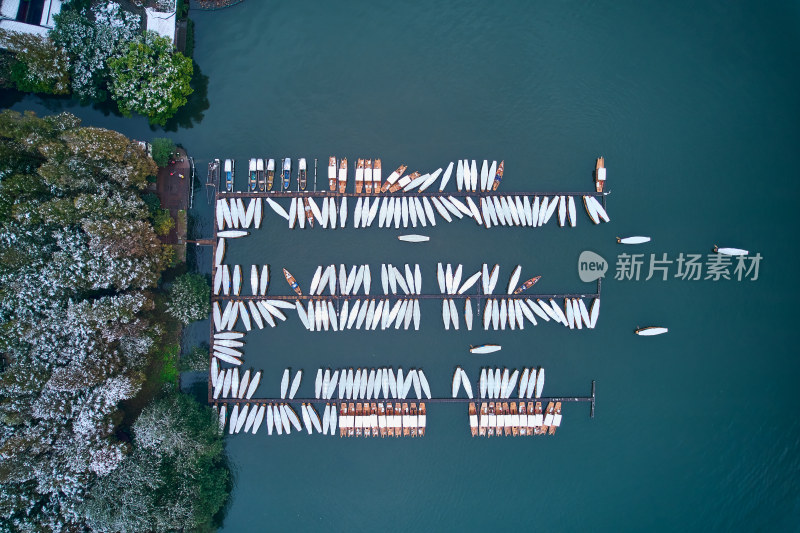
[
  {"xmin": 617, "ymin": 236, "xmax": 651, "ymax": 245},
  {"xmin": 398, "ymin": 234, "xmax": 429, "ymax": 243}
]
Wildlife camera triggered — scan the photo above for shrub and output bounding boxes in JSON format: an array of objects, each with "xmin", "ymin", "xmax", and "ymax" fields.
[
  {"xmin": 166, "ymin": 273, "xmax": 210, "ymax": 324},
  {"xmin": 151, "ymin": 137, "xmax": 176, "ymax": 167}
]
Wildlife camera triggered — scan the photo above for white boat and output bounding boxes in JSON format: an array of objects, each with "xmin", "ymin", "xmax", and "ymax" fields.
[
  {"xmin": 398, "ymin": 234, "xmax": 429, "ymax": 243},
  {"xmin": 635, "ymin": 326, "xmax": 668, "ymax": 336},
  {"xmin": 458, "ymin": 271, "xmax": 481, "ymax": 294},
  {"xmin": 449, "ymin": 299, "xmax": 459, "ymax": 330},
  {"xmin": 617, "ymin": 236, "xmax": 651, "ymax": 245},
  {"xmin": 488, "ymin": 264, "xmax": 500, "ymax": 294},
  {"xmin": 470, "ymin": 344, "xmax": 501, "ymax": 354},
  {"xmin": 470, "ymin": 160, "xmax": 478, "ymax": 190},
  {"xmin": 280, "ymin": 369, "xmax": 289, "ymax": 399},
  {"xmin": 507, "ymin": 265, "xmax": 521, "ymax": 295},
  {"xmin": 214, "ymin": 331, "xmax": 244, "ymax": 340},
  {"xmin": 535, "ymin": 368, "xmax": 545, "ymax": 398},
  {"xmin": 465, "ymin": 298, "xmax": 473, "ymax": 330},
  {"xmin": 217, "ymin": 230, "xmax": 248, "ymax": 238},
  {"xmin": 265, "ymin": 198, "xmax": 289, "ymax": 220},
  {"xmin": 578, "ymin": 299, "xmax": 591, "ymax": 327},
  {"xmin": 493, "ymin": 368, "xmax": 502, "ymax": 399},
  {"xmin": 465, "ymin": 196, "xmax": 483, "ymax": 225},
  {"xmin": 442, "ymin": 299, "xmax": 451, "ymax": 330},
  {"xmin": 452, "ymin": 367, "xmax": 462, "ymax": 397},
  {"xmin": 519, "ymin": 369, "xmax": 530, "ymax": 399},
  {"xmin": 714, "ymin": 246, "xmax": 748, "ymax": 256},
  {"xmin": 479, "ymin": 368, "xmax": 487, "ymax": 398},
  {"xmin": 301, "ymin": 404, "xmax": 313, "ymax": 434},
  {"xmin": 431, "ymin": 196, "xmax": 452, "ymax": 223},
  {"xmin": 507, "ymin": 370, "xmax": 519, "ymax": 399},
  {"xmin": 309, "ymin": 404, "xmax": 322, "ymax": 433},
  {"xmin": 411, "ymin": 370, "xmax": 422, "ymax": 399},
  {"xmin": 460, "ymin": 368, "xmax": 473, "ymax": 399},
  {"xmin": 246, "ymin": 371, "xmax": 261, "ymax": 400},
  {"xmin": 421, "ymin": 197, "xmax": 437, "ymax": 226},
  {"xmin": 589, "ymin": 298, "xmax": 600, "ymax": 328},
  {"xmin": 437, "ymin": 263, "xmax": 446, "ymax": 293},
  {"xmin": 413, "ymin": 300, "xmax": 421, "ymax": 330}
]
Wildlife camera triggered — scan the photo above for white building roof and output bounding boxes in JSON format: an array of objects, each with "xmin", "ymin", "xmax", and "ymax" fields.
[{"xmin": 145, "ymin": 7, "xmax": 176, "ymax": 44}]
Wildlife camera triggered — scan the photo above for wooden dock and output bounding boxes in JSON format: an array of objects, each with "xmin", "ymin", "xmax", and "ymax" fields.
[{"xmin": 211, "ymin": 381, "xmax": 596, "ymax": 417}]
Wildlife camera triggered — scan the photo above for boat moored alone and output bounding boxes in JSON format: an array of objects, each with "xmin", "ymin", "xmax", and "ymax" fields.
[
  {"xmin": 283, "ymin": 268, "xmax": 302, "ymax": 296},
  {"xmin": 470, "ymin": 344, "xmax": 501, "ymax": 354},
  {"xmin": 595, "ymin": 157, "xmax": 606, "ymax": 192},
  {"xmin": 617, "ymin": 236, "xmax": 651, "ymax": 244},
  {"xmin": 398, "ymin": 234, "xmax": 430, "ymax": 243},
  {"xmin": 635, "ymin": 326, "xmax": 668, "ymax": 336},
  {"xmin": 713, "ymin": 245, "xmax": 749, "ymax": 256}
]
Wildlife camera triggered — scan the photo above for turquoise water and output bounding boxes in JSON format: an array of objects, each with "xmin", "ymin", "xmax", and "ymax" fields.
[{"xmin": 3, "ymin": 1, "xmax": 800, "ymax": 530}]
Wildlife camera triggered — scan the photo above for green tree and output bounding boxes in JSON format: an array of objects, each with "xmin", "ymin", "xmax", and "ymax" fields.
[
  {"xmin": 166, "ymin": 273, "xmax": 210, "ymax": 324},
  {"xmin": 180, "ymin": 344, "xmax": 211, "ymax": 372},
  {"xmin": 108, "ymin": 32, "xmax": 194, "ymax": 126},
  {"xmin": 152, "ymin": 208, "xmax": 175, "ymax": 236},
  {"xmin": 151, "ymin": 137, "xmax": 176, "ymax": 167},
  {"xmin": 0, "ymin": 29, "xmax": 70, "ymax": 94},
  {"xmin": 82, "ymin": 391, "xmax": 230, "ymax": 532}
]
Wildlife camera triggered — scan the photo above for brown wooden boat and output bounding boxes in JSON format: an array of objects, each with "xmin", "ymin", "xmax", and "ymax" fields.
[
  {"xmin": 378, "ymin": 402, "xmax": 387, "ymax": 437},
  {"xmin": 364, "ymin": 159, "xmax": 373, "ymax": 194},
  {"xmin": 418, "ymin": 403, "xmax": 426, "ymax": 436},
  {"xmin": 355, "ymin": 403, "xmax": 363, "ymax": 437},
  {"xmin": 370, "ymin": 402, "xmax": 378, "ymax": 437},
  {"xmin": 491, "ymin": 160, "xmax": 504, "ymax": 191},
  {"xmin": 513, "ymin": 276, "xmax": 541, "ymax": 294},
  {"xmin": 386, "ymin": 403, "xmax": 394, "ymax": 437},
  {"xmin": 328, "ymin": 156, "xmax": 337, "ymax": 191},
  {"xmin": 303, "ymin": 197, "xmax": 315, "ymax": 227},
  {"xmin": 549, "ymin": 401, "xmax": 562, "ymax": 435},
  {"xmin": 518, "ymin": 402, "xmax": 527, "ymax": 436},
  {"xmin": 487, "ymin": 402, "xmax": 495, "ymax": 437},
  {"xmin": 391, "ymin": 171, "xmax": 419, "ymax": 193},
  {"xmin": 372, "ymin": 159, "xmax": 382, "ymax": 193},
  {"xmin": 339, "ymin": 403, "xmax": 348, "ymax": 437},
  {"xmin": 355, "ymin": 158, "xmax": 365, "ymax": 194},
  {"xmin": 394, "ymin": 402, "xmax": 402, "ymax": 437},
  {"xmin": 510, "ymin": 402, "xmax": 519, "ymax": 437},
  {"xmin": 380, "ymin": 164, "xmax": 407, "ymax": 192},
  {"xmin": 546, "ymin": 402, "xmax": 556, "ymax": 435},
  {"xmin": 502, "ymin": 402, "xmax": 512, "ymax": 437},
  {"xmin": 469, "ymin": 403, "xmax": 478, "ymax": 437},
  {"xmin": 338, "ymin": 157, "xmax": 348, "ymax": 193},
  {"xmin": 402, "ymin": 403, "xmax": 410, "ymax": 437},
  {"xmin": 347, "ymin": 403, "xmax": 355, "ymax": 437},
  {"xmin": 409, "ymin": 403, "xmax": 418, "ymax": 437},
  {"xmin": 479, "ymin": 403, "xmax": 488, "ymax": 437},
  {"xmin": 534, "ymin": 402, "xmax": 544, "ymax": 435},
  {"xmin": 527, "ymin": 401, "xmax": 535, "ymax": 436},
  {"xmin": 283, "ymin": 268, "xmax": 302, "ymax": 296},
  {"xmin": 595, "ymin": 157, "xmax": 605, "ymax": 192}
]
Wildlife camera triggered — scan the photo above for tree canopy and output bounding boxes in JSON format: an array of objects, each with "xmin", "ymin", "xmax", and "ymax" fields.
[
  {"xmin": 0, "ymin": 110, "xmax": 226, "ymax": 530},
  {"xmin": 108, "ymin": 32, "xmax": 194, "ymax": 126}
]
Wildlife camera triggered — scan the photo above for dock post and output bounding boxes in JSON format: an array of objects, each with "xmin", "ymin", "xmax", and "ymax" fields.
[
  {"xmin": 590, "ymin": 380, "xmax": 595, "ymax": 418},
  {"xmin": 314, "ymin": 158, "xmax": 317, "ymax": 191}
]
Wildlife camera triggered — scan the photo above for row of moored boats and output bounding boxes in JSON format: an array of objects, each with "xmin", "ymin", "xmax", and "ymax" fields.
[
  {"xmin": 314, "ymin": 367, "xmax": 432, "ymax": 400},
  {"xmin": 452, "ymin": 366, "xmax": 546, "ymax": 399},
  {"xmin": 469, "ymin": 401, "xmax": 562, "ymax": 437}
]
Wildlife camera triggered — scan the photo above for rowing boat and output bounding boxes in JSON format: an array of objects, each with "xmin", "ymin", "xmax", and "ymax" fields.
[
  {"xmin": 283, "ymin": 268, "xmax": 302, "ymax": 296},
  {"xmin": 492, "ymin": 160, "xmax": 504, "ymax": 190},
  {"xmin": 635, "ymin": 326, "xmax": 668, "ymax": 336},
  {"xmin": 470, "ymin": 344, "xmax": 501, "ymax": 354},
  {"xmin": 617, "ymin": 236, "xmax": 651, "ymax": 244},
  {"xmin": 328, "ymin": 157, "xmax": 337, "ymax": 191},
  {"xmin": 713, "ymin": 245, "xmax": 748, "ymax": 256},
  {"xmin": 398, "ymin": 234, "xmax": 429, "ymax": 242},
  {"xmin": 381, "ymin": 164, "xmax": 407, "ymax": 192},
  {"xmin": 355, "ymin": 158, "xmax": 364, "ymax": 194},
  {"xmin": 507, "ymin": 265, "xmax": 521, "ymax": 295}
]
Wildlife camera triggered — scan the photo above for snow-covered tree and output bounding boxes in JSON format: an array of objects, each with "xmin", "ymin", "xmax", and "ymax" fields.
[
  {"xmin": 108, "ymin": 32, "xmax": 193, "ymax": 126},
  {"xmin": 0, "ymin": 29, "xmax": 71, "ymax": 94},
  {"xmin": 0, "ymin": 110, "xmax": 225, "ymax": 529},
  {"xmin": 166, "ymin": 273, "xmax": 210, "ymax": 324},
  {"xmin": 50, "ymin": 1, "xmax": 141, "ymax": 101}
]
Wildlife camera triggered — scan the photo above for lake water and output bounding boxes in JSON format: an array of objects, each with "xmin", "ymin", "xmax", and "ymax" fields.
[{"xmin": 3, "ymin": 1, "xmax": 799, "ymax": 530}]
